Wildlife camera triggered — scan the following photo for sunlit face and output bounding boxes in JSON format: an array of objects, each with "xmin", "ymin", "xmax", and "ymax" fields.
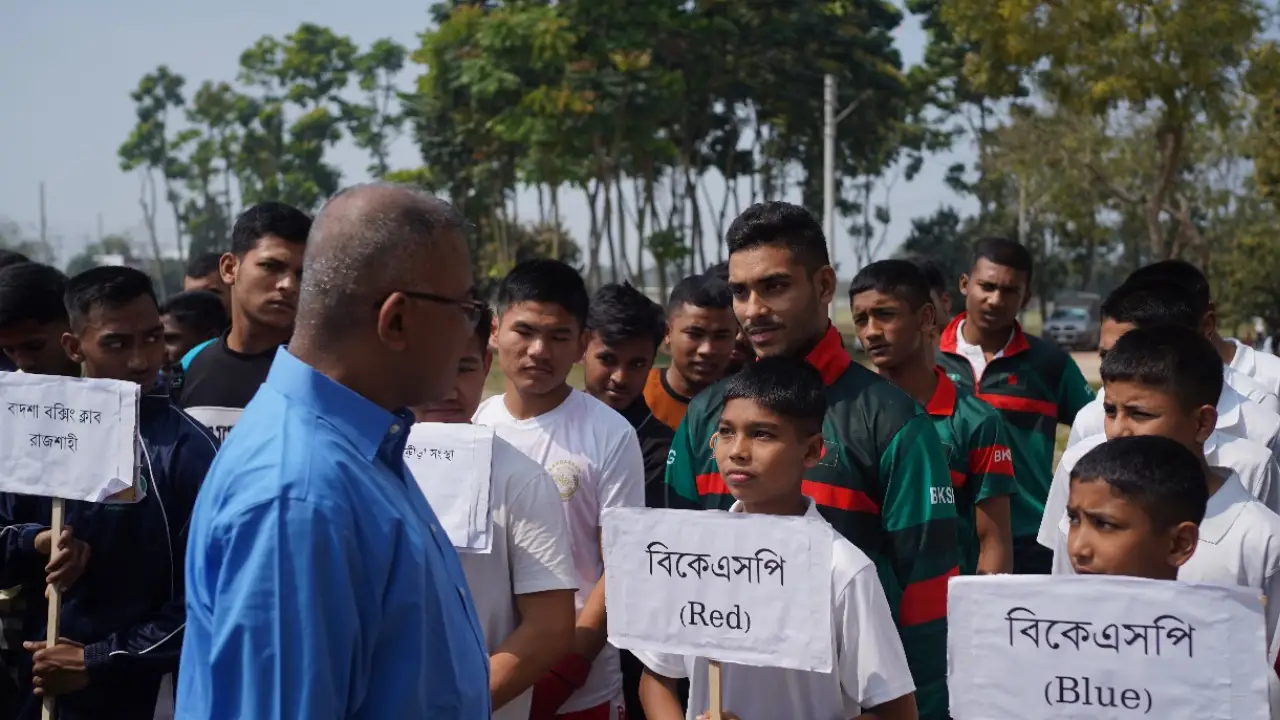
[
  {"xmin": 412, "ymin": 331, "xmax": 491, "ymax": 424},
  {"xmin": 493, "ymin": 301, "xmax": 587, "ymax": 397},
  {"xmin": 184, "ymin": 271, "xmax": 229, "ymax": 311},
  {"xmin": 727, "ymin": 246, "xmax": 835, "ymax": 359},
  {"xmin": 1067, "ymin": 478, "xmax": 1196, "ymax": 580},
  {"xmin": 63, "ymin": 295, "xmax": 165, "ymax": 387},
  {"xmin": 583, "ymin": 333, "xmax": 656, "ymax": 411},
  {"xmin": 850, "ymin": 289, "xmax": 933, "ymax": 371},
  {"xmin": 1102, "ymin": 379, "xmax": 1215, "ymax": 451},
  {"xmin": 714, "ymin": 397, "xmax": 822, "ymax": 509},
  {"xmin": 666, "ymin": 304, "xmax": 736, "ymax": 390},
  {"xmin": 959, "ymin": 258, "xmax": 1028, "ymax": 335},
  {"xmin": 1098, "ymin": 318, "xmax": 1136, "ymax": 361},
  {"xmin": 0, "ymin": 320, "xmax": 78, "ymax": 376},
  {"xmin": 223, "ymin": 236, "xmax": 305, "ymax": 333}
]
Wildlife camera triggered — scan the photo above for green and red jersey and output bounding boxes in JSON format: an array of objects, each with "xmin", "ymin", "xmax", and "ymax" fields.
[
  {"xmin": 938, "ymin": 313, "xmax": 1095, "ymax": 540},
  {"xmin": 663, "ymin": 326, "xmax": 959, "ymax": 719},
  {"xmin": 925, "ymin": 367, "xmax": 1016, "ymax": 576}
]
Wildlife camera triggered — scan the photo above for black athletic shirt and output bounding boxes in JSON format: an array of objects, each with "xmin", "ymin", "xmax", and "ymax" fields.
[
  {"xmin": 175, "ymin": 332, "xmax": 280, "ymax": 441},
  {"xmin": 619, "ymin": 397, "xmax": 675, "ymax": 509}
]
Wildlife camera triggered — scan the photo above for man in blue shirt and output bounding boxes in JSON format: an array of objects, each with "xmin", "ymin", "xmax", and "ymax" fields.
[{"xmin": 178, "ymin": 184, "xmax": 492, "ymax": 719}]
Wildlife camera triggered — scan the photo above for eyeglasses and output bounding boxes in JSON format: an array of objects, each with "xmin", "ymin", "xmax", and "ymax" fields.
[{"xmin": 379, "ymin": 289, "xmax": 490, "ymax": 327}]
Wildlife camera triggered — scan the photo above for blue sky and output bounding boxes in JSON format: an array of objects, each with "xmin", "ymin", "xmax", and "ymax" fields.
[{"xmin": 0, "ymin": 0, "xmax": 976, "ymax": 270}]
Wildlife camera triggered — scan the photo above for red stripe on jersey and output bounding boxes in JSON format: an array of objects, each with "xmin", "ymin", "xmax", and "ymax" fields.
[
  {"xmin": 899, "ymin": 566, "xmax": 959, "ymax": 627},
  {"xmin": 969, "ymin": 444, "xmax": 1015, "ymax": 476},
  {"xmin": 949, "ymin": 470, "xmax": 967, "ymax": 489},
  {"xmin": 977, "ymin": 392, "xmax": 1057, "ymax": 418},
  {"xmin": 696, "ymin": 472, "xmax": 728, "ymax": 496},
  {"xmin": 802, "ymin": 480, "xmax": 881, "ymax": 514}
]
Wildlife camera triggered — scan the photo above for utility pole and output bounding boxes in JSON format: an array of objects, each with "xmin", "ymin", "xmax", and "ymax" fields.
[
  {"xmin": 97, "ymin": 212, "xmax": 104, "ymax": 243},
  {"xmin": 39, "ymin": 182, "xmax": 49, "ymax": 264},
  {"xmin": 823, "ymin": 75, "xmax": 837, "ymax": 323}
]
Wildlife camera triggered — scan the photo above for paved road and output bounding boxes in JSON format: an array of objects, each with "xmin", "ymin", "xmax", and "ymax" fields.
[{"xmin": 1071, "ymin": 350, "xmax": 1102, "ymax": 386}]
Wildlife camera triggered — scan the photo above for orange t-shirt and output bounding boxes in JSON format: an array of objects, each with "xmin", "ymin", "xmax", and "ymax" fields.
[{"xmin": 642, "ymin": 367, "xmax": 691, "ymax": 431}]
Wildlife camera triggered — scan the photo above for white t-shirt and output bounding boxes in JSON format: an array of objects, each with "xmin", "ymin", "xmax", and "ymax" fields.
[
  {"xmin": 453, "ymin": 435, "xmax": 579, "ymax": 720},
  {"xmin": 474, "ymin": 390, "xmax": 646, "ymax": 712},
  {"xmin": 1067, "ymin": 382, "xmax": 1280, "ymax": 458},
  {"xmin": 634, "ymin": 500, "xmax": 915, "ymax": 720},
  {"xmin": 1041, "ymin": 433, "xmax": 1280, "ymax": 573},
  {"xmin": 1231, "ymin": 338, "xmax": 1280, "ymax": 398},
  {"xmin": 1179, "ymin": 474, "xmax": 1280, "ymax": 663}
]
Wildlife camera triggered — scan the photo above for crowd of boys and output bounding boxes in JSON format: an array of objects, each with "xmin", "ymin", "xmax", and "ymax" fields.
[{"xmin": 0, "ymin": 191, "xmax": 1278, "ymax": 719}]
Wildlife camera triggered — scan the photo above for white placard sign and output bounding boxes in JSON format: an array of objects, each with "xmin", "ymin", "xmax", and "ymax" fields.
[
  {"xmin": 948, "ymin": 575, "xmax": 1269, "ymax": 719},
  {"xmin": 602, "ymin": 507, "xmax": 833, "ymax": 673},
  {"xmin": 0, "ymin": 372, "xmax": 140, "ymax": 502},
  {"xmin": 184, "ymin": 406, "xmax": 243, "ymax": 443},
  {"xmin": 404, "ymin": 422, "xmax": 493, "ymax": 553}
]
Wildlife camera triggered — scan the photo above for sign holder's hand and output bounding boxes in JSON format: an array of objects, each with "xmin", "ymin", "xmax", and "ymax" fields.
[
  {"xmin": 26, "ymin": 636, "xmax": 87, "ymax": 697},
  {"xmin": 37, "ymin": 521, "xmax": 90, "ymax": 594}
]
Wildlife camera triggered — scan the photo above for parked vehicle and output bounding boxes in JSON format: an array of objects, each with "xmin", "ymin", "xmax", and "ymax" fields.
[{"xmin": 1044, "ymin": 292, "xmax": 1102, "ymax": 351}]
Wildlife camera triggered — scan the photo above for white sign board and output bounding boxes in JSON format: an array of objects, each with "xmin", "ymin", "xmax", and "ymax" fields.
[
  {"xmin": 0, "ymin": 372, "xmax": 140, "ymax": 502},
  {"xmin": 405, "ymin": 422, "xmax": 493, "ymax": 553},
  {"xmin": 948, "ymin": 575, "xmax": 1269, "ymax": 719},
  {"xmin": 184, "ymin": 406, "xmax": 243, "ymax": 443},
  {"xmin": 603, "ymin": 507, "xmax": 833, "ymax": 673}
]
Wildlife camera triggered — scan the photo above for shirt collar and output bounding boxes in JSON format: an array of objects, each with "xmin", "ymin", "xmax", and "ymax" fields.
[
  {"xmin": 940, "ymin": 312, "xmax": 1030, "ymax": 357},
  {"xmin": 1214, "ymin": 383, "xmax": 1244, "ymax": 430},
  {"xmin": 802, "ymin": 324, "xmax": 852, "ymax": 386},
  {"xmin": 265, "ymin": 348, "xmax": 412, "ymax": 463},
  {"xmin": 729, "ymin": 496, "xmax": 823, "ymax": 521},
  {"xmin": 1199, "ymin": 470, "xmax": 1250, "ymax": 544},
  {"xmin": 1228, "ymin": 338, "xmax": 1256, "ymax": 375},
  {"xmin": 925, "ymin": 366, "xmax": 958, "ymax": 417}
]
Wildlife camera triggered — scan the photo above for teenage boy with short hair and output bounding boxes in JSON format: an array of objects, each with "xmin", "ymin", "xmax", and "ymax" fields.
[
  {"xmin": 642, "ymin": 274, "xmax": 737, "ymax": 430},
  {"xmin": 1043, "ymin": 324, "xmax": 1280, "ymax": 565},
  {"xmin": 182, "ymin": 251, "xmax": 229, "ymax": 312},
  {"xmin": 0, "ymin": 266, "xmax": 218, "ymax": 720},
  {"xmin": 177, "ymin": 202, "xmax": 311, "ymax": 440},
  {"xmin": 1130, "ymin": 259, "xmax": 1280, "ymax": 395},
  {"xmin": 937, "ymin": 237, "xmax": 1095, "ymax": 574},
  {"xmin": 411, "ymin": 307, "xmax": 579, "ymax": 720},
  {"xmin": 475, "ymin": 259, "xmax": 645, "ymax": 720},
  {"xmin": 584, "ymin": 283, "xmax": 674, "ymax": 507},
  {"xmin": 0, "ymin": 263, "xmax": 80, "ymax": 377},
  {"xmin": 159, "ymin": 290, "xmax": 228, "ymax": 370},
  {"xmin": 850, "ymin": 260, "xmax": 1015, "ymax": 575},
  {"xmin": 1053, "ymin": 325, "xmax": 1280, "ymax": 661},
  {"xmin": 1066, "ymin": 280, "xmax": 1280, "ymax": 455},
  {"xmin": 638, "ymin": 357, "xmax": 918, "ymax": 720}
]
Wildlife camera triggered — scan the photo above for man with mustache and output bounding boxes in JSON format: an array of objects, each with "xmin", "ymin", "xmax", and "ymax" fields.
[
  {"xmin": 663, "ymin": 201, "xmax": 958, "ymax": 719},
  {"xmin": 176, "ymin": 202, "xmax": 310, "ymax": 441},
  {"xmin": 937, "ymin": 238, "xmax": 1096, "ymax": 575}
]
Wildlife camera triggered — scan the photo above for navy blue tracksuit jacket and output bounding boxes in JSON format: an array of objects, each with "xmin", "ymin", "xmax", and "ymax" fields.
[{"xmin": 0, "ymin": 389, "xmax": 219, "ymax": 720}]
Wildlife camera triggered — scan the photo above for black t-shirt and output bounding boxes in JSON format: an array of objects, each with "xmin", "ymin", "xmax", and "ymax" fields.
[
  {"xmin": 176, "ymin": 332, "xmax": 279, "ymax": 441},
  {"xmin": 620, "ymin": 398, "xmax": 675, "ymax": 509}
]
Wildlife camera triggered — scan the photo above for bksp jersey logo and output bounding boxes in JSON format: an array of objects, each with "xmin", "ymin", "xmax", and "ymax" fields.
[{"xmin": 930, "ymin": 486, "xmax": 956, "ymax": 505}]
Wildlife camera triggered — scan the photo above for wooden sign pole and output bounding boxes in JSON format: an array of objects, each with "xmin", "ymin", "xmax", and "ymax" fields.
[
  {"xmin": 41, "ymin": 498, "xmax": 64, "ymax": 720},
  {"xmin": 708, "ymin": 659, "xmax": 723, "ymax": 720}
]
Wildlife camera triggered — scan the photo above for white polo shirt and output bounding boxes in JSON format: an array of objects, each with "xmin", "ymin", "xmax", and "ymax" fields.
[
  {"xmin": 1041, "ymin": 433, "xmax": 1280, "ymax": 573},
  {"xmin": 1067, "ymin": 381, "xmax": 1280, "ymax": 458},
  {"xmin": 951, "ymin": 319, "xmax": 1013, "ymax": 379},
  {"xmin": 474, "ymin": 390, "xmax": 645, "ymax": 712},
  {"xmin": 1231, "ymin": 338, "xmax": 1280, "ymax": 397},
  {"xmin": 633, "ymin": 499, "xmax": 916, "ymax": 720},
  {"xmin": 449, "ymin": 434, "xmax": 579, "ymax": 720},
  {"xmin": 1179, "ymin": 473, "xmax": 1280, "ymax": 663},
  {"xmin": 1231, "ymin": 367, "xmax": 1280, "ymax": 414}
]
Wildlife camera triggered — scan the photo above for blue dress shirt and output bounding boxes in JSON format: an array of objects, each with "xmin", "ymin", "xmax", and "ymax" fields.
[{"xmin": 176, "ymin": 349, "xmax": 491, "ymax": 719}]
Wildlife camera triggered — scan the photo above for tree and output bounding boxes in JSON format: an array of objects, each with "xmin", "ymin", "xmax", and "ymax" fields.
[
  {"xmin": 897, "ymin": 206, "xmax": 973, "ymax": 287},
  {"xmin": 345, "ymin": 39, "xmax": 409, "ymax": 178}
]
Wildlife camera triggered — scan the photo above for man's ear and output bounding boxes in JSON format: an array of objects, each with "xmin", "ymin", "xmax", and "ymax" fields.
[
  {"xmin": 1167, "ymin": 521, "xmax": 1200, "ymax": 569},
  {"xmin": 1193, "ymin": 404, "xmax": 1218, "ymax": 444},
  {"xmin": 803, "ymin": 431, "xmax": 825, "ymax": 470},
  {"xmin": 958, "ymin": 274, "xmax": 970, "ymax": 297},
  {"xmin": 814, "ymin": 265, "xmax": 838, "ymax": 307},
  {"xmin": 218, "ymin": 252, "xmax": 238, "ymax": 286},
  {"xmin": 482, "ymin": 347, "xmax": 494, "ymax": 375},
  {"xmin": 60, "ymin": 331, "xmax": 84, "ymax": 364},
  {"xmin": 920, "ymin": 301, "xmax": 937, "ymax": 333},
  {"xmin": 374, "ymin": 293, "xmax": 410, "ymax": 351}
]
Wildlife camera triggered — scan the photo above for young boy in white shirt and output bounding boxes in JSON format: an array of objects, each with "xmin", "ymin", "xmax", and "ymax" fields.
[
  {"xmin": 636, "ymin": 357, "xmax": 918, "ymax": 720},
  {"xmin": 474, "ymin": 259, "xmax": 646, "ymax": 720},
  {"xmin": 1060, "ymin": 324, "xmax": 1280, "ymax": 662},
  {"xmin": 412, "ymin": 306, "xmax": 579, "ymax": 720},
  {"xmin": 1041, "ymin": 324, "xmax": 1280, "ymax": 573}
]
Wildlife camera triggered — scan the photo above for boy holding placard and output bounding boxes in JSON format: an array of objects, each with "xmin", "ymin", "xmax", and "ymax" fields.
[
  {"xmin": 636, "ymin": 357, "xmax": 918, "ymax": 720},
  {"xmin": 0, "ymin": 267, "xmax": 219, "ymax": 720}
]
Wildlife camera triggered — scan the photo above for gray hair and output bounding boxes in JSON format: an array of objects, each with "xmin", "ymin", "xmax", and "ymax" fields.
[{"xmin": 294, "ymin": 183, "xmax": 467, "ymax": 342}]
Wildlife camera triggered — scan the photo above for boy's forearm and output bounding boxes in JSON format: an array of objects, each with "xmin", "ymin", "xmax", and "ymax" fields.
[
  {"xmin": 572, "ymin": 576, "xmax": 608, "ymax": 660},
  {"xmin": 490, "ymin": 591, "xmax": 576, "ymax": 709},
  {"xmin": 639, "ymin": 670, "xmax": 685, "ymax": 720},
  {"xmin": 857, "ymin": 693, "xmax": 919, "ymax": 720},
  {"xmin": 975, "ymin": 499, "xmax": 1013, "ymax": 574}
]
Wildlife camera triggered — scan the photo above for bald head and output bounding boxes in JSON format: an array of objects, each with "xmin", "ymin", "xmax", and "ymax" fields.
[{"xmin": 295, "ymin": 184, "xmax": 468, "ymax": 342}]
